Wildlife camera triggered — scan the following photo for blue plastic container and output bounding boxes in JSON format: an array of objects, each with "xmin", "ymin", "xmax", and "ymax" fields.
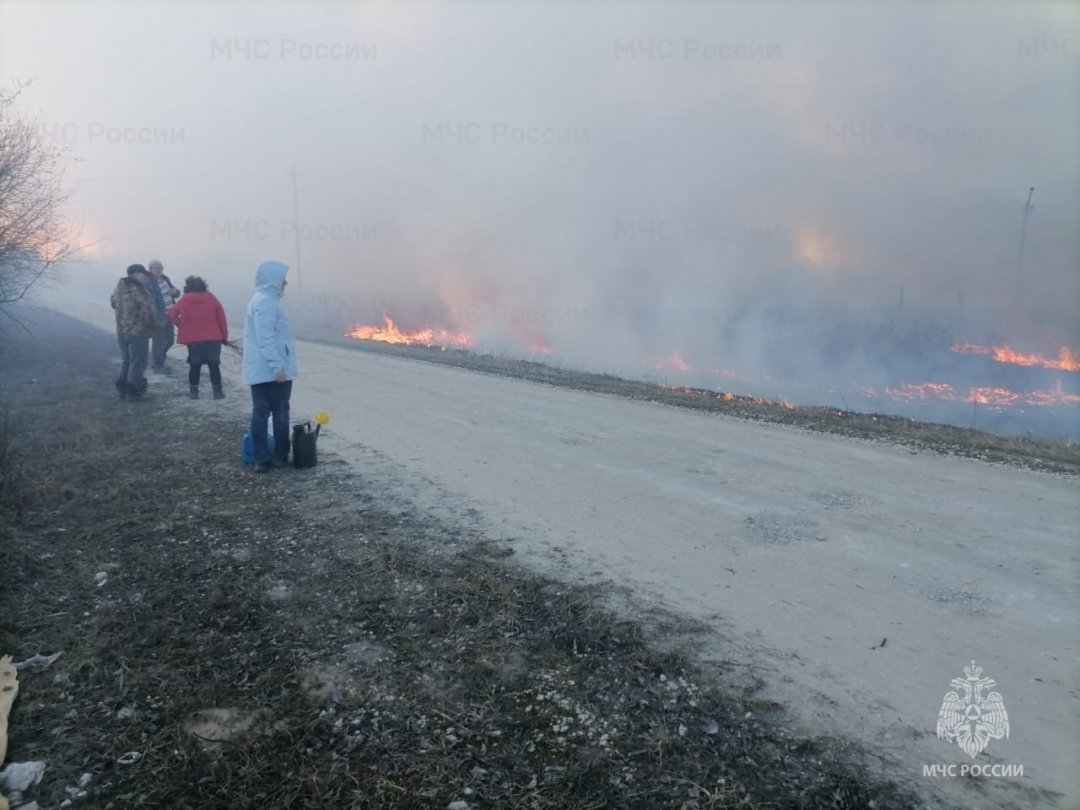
[{"xmin": 241, "ymin": 431, "xmax": 275, "ymax": 464}]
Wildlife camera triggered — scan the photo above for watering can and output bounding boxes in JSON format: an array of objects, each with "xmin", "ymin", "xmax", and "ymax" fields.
[{"xmin": 292, "ymin": 410, "xmax": 330, "ymax": 469}]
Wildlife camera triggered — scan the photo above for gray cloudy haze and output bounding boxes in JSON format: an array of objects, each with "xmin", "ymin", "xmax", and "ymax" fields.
[{"xmin": 4, "ymin": 0, "xmax": 1079, "ymax": 431}]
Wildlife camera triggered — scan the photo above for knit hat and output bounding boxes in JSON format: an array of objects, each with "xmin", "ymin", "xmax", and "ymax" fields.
[
  {"xmin": 127, "ymin": 264, "xmax": 148, "ymax": 277},
  {"xmin": 148, "ymin": 259, "xmax": 164, "ymax": 271}
]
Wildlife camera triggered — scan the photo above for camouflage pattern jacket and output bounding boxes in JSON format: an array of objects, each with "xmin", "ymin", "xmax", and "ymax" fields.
[{"xmin": 110, "ymin": 277, "xmax": 156, "ymax": 337}]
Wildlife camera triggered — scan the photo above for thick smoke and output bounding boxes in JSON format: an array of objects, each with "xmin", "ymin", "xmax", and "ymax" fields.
[{"xmin": 9, "ymin": 1, "xmax": 1079, "ymax": 433}]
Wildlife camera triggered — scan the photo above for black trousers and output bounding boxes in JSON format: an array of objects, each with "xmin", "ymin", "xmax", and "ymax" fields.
[{"xmin": 187, "ymin": 341, "xmax": 223, "ymax": 387}]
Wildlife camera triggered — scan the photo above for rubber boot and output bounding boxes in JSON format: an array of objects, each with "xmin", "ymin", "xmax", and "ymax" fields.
[
  {"xmin": 212, "ymin": 386, "xmax": 225, "ymax": 400},
  {"xmin": 189, "ymin": 385, "xmax": 199, "ymax": 399}
]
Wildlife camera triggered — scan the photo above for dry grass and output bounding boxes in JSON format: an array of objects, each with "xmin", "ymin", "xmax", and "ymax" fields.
[
  {"xmin": 0, "ymin": 405, "xmax": 29, "ymax": 520},
  {"xmin": 0, "ymin": 309, "xmax": 930, "ymax": 808}
]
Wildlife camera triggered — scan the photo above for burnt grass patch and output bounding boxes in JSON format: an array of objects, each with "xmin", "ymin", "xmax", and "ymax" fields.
[{"xmin": 0, "ymin": 308, "xmax": 927, "ymax": 808}]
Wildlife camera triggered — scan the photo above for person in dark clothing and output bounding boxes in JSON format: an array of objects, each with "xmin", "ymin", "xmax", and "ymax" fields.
[
  {"xmin": 110, "ymin": 264, "xmax": 156, "ymax": 400},
  {"xmin": 147, "ymin": 259, "xmax": 180, "ymax": 372},
  {"xmin": 167, "ymin": 276, "xmax": 229, "ymax": 399}
]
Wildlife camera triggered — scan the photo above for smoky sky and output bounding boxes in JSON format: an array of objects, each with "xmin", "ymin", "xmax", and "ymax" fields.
[{"xmin": 5, "ymin": 1, "xmax": 1079, "ymax": 396}]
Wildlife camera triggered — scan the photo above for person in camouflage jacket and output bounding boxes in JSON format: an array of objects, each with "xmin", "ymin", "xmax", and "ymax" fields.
[{"xmin": 110, "ymin": 264, "xmax": 156, "ymax": 400}]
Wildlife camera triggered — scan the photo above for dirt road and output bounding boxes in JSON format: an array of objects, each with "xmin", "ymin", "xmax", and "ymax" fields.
[
  {"xmin": 292, "ymin": 341, "xmax": 1077, "ymax": 807},
  {"xmin": 63, "ymin": 302, "xmax": 1079, "ymax": 807}
]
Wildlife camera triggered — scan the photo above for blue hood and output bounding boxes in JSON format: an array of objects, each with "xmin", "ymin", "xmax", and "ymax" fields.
[{"xmin": 255, "ymin": 260, "xmax": 289, "ymax": 297}]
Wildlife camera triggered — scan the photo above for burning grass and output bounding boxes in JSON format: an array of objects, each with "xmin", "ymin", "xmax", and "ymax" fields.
[
  {"xmin": 327, "ymin": 334, "xmax": 1080, "ymax": 477},
  {"xmin": 0, "ymin": 308, "xmax": 923, "ymax": 808}
]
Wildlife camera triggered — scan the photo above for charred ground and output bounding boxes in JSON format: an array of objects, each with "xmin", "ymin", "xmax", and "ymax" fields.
[{"xmin": 0, "ymin": 307, "xmax": 1010, "ymax": 809}]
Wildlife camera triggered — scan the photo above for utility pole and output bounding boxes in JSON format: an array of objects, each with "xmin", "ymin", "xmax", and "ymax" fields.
[
  {"xmin": 290, "ymin": 163, "xmax": 303, "ymax": 292},
  {"xmin": 1012, "ymin": 186, "xmax": 1035, "ymax": 308}
]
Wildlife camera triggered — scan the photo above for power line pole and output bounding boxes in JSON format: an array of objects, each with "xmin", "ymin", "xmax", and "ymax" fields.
[
  {"xmin": 290, "ymin": 163, "xmax": 303, "ymax": 292},
  {"xmin": 1012, "ymin": 186, "xmax": 1035, "ymax": 308}
]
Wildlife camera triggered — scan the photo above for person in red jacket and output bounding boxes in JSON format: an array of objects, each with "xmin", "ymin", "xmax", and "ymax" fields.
[{"xmin": 167, "ymin": 276, "xmax": 229, "ymax": 399}]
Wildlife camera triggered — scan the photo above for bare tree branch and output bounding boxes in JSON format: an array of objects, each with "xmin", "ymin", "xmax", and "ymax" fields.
[{"xmin": 0, "ymin": 83, "xmax": 77, "ymax": 309}]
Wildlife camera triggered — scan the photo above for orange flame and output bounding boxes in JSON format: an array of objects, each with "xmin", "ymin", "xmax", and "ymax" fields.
[
  {"xmin": 881, "ymin": 381, "xmax": 1079, "ymax": 409},
  {"xmin": 1019, "ymin": 382, "xmax": 1080, "ymax": 407},
  {"xmin": 969, "ymin": 386, "xmax": 1022, "ymax": 407},
  {"xmin": 347, "ymin": 315, "xmax": 473, "ymax": 348},
  {"xmin": 884, "ymin": 382, "xmax": 958, "ymax": 402},
  {"xmin": 657, "ymin": 352, "xmax": 692, "ymax": 372},
  {"xmin": 951, "ymin": 342, "xmax": 1080, "ymax": 373}
]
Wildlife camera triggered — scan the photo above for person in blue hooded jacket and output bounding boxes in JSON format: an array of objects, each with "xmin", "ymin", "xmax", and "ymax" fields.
[{"xmin": 243, "ymin": 260, "xmax": 297, "ymax": 472}]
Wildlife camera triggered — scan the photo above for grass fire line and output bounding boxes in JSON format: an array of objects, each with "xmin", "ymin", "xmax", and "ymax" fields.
[{"xmin": 345, "ymin": 316, "xmax": 1080, "ymax": 422}]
